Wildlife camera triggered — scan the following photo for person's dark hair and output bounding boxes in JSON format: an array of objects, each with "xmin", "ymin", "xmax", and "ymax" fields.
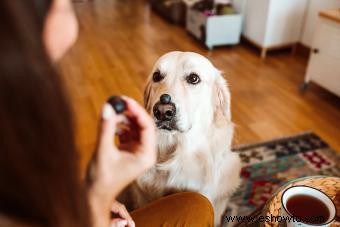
[{"xmin": 0, "ymin": 1, "xmax": 91, "ymax": 226}]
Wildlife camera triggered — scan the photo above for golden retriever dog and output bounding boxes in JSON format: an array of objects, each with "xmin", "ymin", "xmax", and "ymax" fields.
[{"xmin": 119, "ymin": 51, "xmax": 241, "ymax": 226}]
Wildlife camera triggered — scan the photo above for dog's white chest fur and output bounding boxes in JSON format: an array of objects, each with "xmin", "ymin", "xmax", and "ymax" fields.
[{"xmin": 146, "ymin": 132, "xmax": 215, "ymax": 193}]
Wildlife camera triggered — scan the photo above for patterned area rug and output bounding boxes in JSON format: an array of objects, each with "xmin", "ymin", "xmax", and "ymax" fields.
[{"xmin": 223, "ymin": 132, "xmax": 340, "ymax": 226}]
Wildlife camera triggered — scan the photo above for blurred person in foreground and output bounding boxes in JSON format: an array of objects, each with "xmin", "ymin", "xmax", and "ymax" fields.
[{"xmin": 0, "ymin": 0, "xmax": 214, "ymax": 226}]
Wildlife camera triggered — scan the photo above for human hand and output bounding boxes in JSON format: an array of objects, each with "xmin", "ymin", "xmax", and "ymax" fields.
[
  {"xmin": 110, "ymin": 200, "xmax": 135, "ymax": 227},
  {"xmin": 86, "ymin": 96, "xmax": 156, "ymax": 227}
]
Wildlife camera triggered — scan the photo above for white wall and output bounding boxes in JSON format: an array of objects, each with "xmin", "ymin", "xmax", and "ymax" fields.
[{"xmin": 300, "ymin": 0, "xmax": 340, "ymax": 47}]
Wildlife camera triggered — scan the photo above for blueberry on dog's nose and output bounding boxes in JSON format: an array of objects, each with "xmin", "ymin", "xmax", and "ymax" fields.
[{"xmin": 160, "ymin": 94, "xmax": 171, "ymax": 104}]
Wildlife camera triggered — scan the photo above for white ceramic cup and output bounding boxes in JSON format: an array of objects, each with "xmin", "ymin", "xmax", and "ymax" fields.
[{"xmin": 281, "ymin": 186, "xmax": 336, "ymax": 227}]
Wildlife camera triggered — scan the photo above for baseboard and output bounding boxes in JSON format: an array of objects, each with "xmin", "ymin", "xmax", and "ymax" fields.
[
  {"xmin": 241, "ymin": 35, "xmax": 311, "ymax": 59},
  {"xmin": 296, "ymin": 42, "xmax": 311, "ymax": 58}
]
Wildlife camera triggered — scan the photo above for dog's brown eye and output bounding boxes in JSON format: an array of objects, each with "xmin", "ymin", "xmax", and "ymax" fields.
[
  {"xmin": 153, "ymin": 71, "xmax": 164, "ymax": 82},
  {"xmin": 186, "ymin": 73, "xmax": 200, "ymax": 85}
]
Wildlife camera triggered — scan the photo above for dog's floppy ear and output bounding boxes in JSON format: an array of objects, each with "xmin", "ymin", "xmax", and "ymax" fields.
[
  {"xmin": 143, "ymin": 79, "xmax": 153, "ymax": 113},
  {"xmin": 213, "ymin": 70, "xmax": 231, "ymax": 122}
]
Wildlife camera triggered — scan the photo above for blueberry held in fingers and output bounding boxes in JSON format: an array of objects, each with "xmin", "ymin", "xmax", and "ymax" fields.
[{"xmin": 107, "ymin": 96, "xmax": 126, "ymax": 114}]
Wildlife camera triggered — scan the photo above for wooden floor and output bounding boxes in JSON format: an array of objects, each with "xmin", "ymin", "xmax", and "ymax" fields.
[{"xmin": 60, "ymin": 0, "xmax": 340, "ymax": 169}]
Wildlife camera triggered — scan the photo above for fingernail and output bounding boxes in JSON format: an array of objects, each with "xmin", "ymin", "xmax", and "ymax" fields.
[
  {"xmin": 128, "ymin": 220, "xmax": 135, "ymax": 227},
  {"xmin": 117, "ymin": 220, "xmax": 128, "ymax": 227},
  {"xmin": 102, "ymin": 103, "xmax": 113, "ymax": 120}
]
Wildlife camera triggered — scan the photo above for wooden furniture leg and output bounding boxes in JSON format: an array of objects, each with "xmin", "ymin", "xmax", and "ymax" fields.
[{"xmin": 261, "ymin": 48, "xmax": 267, "ymax": 59}]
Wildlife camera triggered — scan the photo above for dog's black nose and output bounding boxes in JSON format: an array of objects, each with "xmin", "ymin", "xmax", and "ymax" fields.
[
  {"xmin": 160, "ymin": 94, "xmax": 171, "ymax": 104},
  {"xmin": 153, "ymin": 102, "xmax": 176, "ymax": 121}
]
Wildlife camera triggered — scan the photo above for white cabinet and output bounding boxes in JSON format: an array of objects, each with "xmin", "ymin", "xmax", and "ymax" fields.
[
  {"xmin": 304, "ymin": 13, "xmax": 340, "ymax": 97},
  {"xmin": 300, "ymin": 0, "xmax": 340, "ymax": 47},
  {"xmin": 186, "ymin": 8, "xmax": 243, "ymax": 49},
  {"xmin": 241, "ymin": 0, "xmax": 308, "ymax": 58}
]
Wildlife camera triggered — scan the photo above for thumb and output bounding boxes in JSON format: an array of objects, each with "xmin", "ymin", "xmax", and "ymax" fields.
[{"xmin": 99, "ymin": 103, "xmax": 117, "ymax": 148}]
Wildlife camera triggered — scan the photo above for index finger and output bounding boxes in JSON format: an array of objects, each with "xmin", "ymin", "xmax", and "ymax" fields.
[
  {"xmin": 121, "ymin": 96, "xmax": 156, "ymax": 146},
  {"xmin": 122, "ymin": 96, "xmax": 155, "ymax": 131}
]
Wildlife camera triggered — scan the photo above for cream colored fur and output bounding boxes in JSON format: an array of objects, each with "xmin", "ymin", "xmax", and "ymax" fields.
[{"xmin": 119, "ymin": 51, "xmax": 241, "ymax": 226}]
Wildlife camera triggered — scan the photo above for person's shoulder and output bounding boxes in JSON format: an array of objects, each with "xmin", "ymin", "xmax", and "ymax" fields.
[{"xmin": 0, "ymin": 215, "xmax": 37, "ymax": 227}]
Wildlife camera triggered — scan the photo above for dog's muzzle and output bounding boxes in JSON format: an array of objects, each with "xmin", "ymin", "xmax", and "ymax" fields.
[{"xmin": 153, "ymin": 94, "xmax": 178, "ymax": 131}]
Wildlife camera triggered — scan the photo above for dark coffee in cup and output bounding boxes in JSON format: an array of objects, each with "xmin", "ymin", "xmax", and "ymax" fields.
[
  {"xmin": 286, "ymin": 194, "xmax": 330, "ymax": 224},
  {"xmin": 281, "ymin": 186, "xmax": 336, "ymax": 227}
]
